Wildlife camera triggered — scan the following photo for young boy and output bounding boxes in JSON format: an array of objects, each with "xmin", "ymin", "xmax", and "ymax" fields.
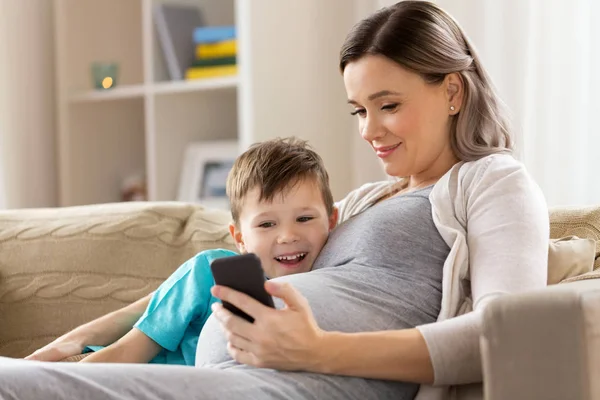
[{"xmin": 81, "ymin": 137, "xmax": 337, "ymax": 365}]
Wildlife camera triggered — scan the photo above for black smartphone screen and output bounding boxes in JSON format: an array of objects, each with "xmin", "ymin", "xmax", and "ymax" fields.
[{"xmin": 210, "ymin": 253, "xmax": 275, "ymax": 323}]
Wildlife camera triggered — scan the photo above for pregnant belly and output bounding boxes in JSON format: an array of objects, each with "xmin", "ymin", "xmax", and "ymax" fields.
[{"xmin": 195, "ymin": 267, "xmax": 440, "ymax": 367}]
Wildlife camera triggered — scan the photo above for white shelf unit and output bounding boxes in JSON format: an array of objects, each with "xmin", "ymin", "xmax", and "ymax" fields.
[
  {"xmin": 68, "ymin": 73, "xmax": 238, "ymax": 103},
  {"xmin": 54, "ymin": 0, "xmax": 364, "ymax": 207},
  {"xmin": 54, "ymin": 0, "xmax": 240, "ymax": 205},
  {"xmin": 69, "ymin": 85, "xmax": 147, "ymax": 103}
]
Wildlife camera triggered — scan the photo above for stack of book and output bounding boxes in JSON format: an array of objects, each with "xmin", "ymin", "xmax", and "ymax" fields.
[{"xmin": 186, "ymin": 25, "xmax": 237, "ymax": 80}]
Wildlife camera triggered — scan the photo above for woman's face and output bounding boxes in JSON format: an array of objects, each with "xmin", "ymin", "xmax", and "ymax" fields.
[{"xmin": 343, "ymin": 54, "xmax": 459, "ymax": 181}]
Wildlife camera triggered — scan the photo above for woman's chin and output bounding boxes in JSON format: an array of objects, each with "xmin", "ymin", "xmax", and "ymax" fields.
[{"xmin": 382, "ymin": 163, "xmax": 408, "ymax": 178}]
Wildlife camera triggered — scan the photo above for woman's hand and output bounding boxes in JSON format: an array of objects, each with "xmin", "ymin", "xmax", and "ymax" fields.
[
  {"xmin": 211, "ymin": 281, "xmax": 326, "ymax": 371},
  {"xmin": 24, "ymin": 336, "xmax": 84, "ymax": 361}
]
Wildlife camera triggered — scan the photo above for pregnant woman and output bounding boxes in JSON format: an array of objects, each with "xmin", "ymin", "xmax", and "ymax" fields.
[{"xmin": 3, "ymin": 2, "xmax": 548, "ymax": 399}]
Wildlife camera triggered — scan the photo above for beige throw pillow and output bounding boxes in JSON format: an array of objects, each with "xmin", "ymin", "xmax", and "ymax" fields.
[{"xmin": 548, "ymin": 236, "xmax": 596, "ymax": 284}]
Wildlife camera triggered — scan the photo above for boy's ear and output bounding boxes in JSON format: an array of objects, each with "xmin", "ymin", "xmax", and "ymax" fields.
[
  {"xmin": 328, "ymin": 207, "xmax": 338, "ymax": 231},
  {"xmin": 228, "ymin": 223, "xmax": 246, "ymax": 253}
]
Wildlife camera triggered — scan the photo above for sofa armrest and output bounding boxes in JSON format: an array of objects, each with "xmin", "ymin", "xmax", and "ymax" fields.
[{"xmin": 481, "ymin": 279, "xmax": 600, "ymax": 400}]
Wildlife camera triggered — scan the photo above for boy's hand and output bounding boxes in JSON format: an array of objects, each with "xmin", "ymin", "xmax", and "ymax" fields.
[
  {"xmin": 211, "ymin": 281, "xmax": 326, "ymax": 372},
  {"xmin": 25, "ymin": 337, "xmax": 84, "ymax": 362}
]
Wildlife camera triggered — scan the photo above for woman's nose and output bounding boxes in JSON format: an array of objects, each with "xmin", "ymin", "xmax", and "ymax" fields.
[{"xmin": 360, "ymin": 116, "xmax": 384, "ymax": 142}]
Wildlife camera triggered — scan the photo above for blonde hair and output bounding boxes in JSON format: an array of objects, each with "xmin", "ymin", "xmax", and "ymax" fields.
[
  {"xmin": 339, "ymin": 0, "xmax": 512, "ymax": 161},
  {"xmin": 226, "ymin": 137, "xmax": 334, "ymax": 225}
]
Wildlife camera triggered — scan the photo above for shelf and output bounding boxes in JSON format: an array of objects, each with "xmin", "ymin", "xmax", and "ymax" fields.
[
  {"xmin": 151, "ymin": 88, "xmax": 238, "ymax": 201},
  {"xmin": 64, "ymin": 100, "xmax": 146, "ymax": 205},
  {"xmin": 69, "ymin": 85, "xmax": 146, "ymax": 103},
  {"xmin": 68, "ymin": 77, "xmax": 238, "ymax": 103},
  {"xmin": 151, "ymin": 76, "xmax": 239, "ymax": 95}
]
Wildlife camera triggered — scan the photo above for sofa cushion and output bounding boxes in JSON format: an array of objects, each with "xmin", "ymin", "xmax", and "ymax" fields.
[
  {"xmin": 550, "ymin": 206, "xmax": 600, "ymax": 271},
  {"xmin": 561, "ymin": 269, "xmax": 600, "ymax": 284},
  {"xmin": 0, "ymin": 202, "xmax": 236, "ymax": 358},
  {"xmin": 548, "ymin": 236, "xmax": 596, "ymax": 284}
]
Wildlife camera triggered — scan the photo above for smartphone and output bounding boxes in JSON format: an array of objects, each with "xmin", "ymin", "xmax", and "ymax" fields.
[{"xmin": 210, "ymin": 253, "xmax": 275, "ymax": 323}]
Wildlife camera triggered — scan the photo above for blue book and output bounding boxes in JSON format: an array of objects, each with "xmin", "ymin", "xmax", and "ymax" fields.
[{"xmin": 193, "ymin": 25, "xmax": 236, "ymax": 44}]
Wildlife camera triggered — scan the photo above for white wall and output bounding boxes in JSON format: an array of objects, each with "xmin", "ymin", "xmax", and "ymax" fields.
[
  {"xmin": 353, "ymin": 0, "xmax": 600, "ymax": 206},
  {"xmin": 430, "ymin": 0, "xmax": 600, "ymax": 206},
  {"xmin": 238, "ymin": 0, "xmax": 375, "ymax": 200},
  {"xmin": 0, "ymin": 0, "xmax": 57, "ymax": 208}
]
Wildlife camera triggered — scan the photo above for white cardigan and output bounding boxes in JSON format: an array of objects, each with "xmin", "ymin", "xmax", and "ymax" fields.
[{"xmin": 335, "ymin": 154, "xmax": 549, "ymax": 400}]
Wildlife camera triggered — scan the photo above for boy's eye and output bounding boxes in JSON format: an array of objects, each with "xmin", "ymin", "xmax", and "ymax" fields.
[
  {"xmin": 350, "ymin": 108, "xmax": 366, "ymax": 117},
  {"xmin": 258, "ymin": 222, "xmax": 275, "ymax": 228},
  {"xmin": 297, "ymin": 216, "xmax": 314, "ymax": 223}
]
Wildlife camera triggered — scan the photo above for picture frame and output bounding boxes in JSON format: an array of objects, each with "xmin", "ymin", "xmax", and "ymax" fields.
[{"xmin": 177, "ymin": 140, "xmax": 239, "ymax": 209}]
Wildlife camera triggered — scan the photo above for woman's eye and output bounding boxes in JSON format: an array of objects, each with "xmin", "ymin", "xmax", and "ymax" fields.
[
  {"xmin": 258, "ymin": 222, "xmax": 274, "ymax": 228},
  {"xmin": 350, "ymin": 108, "xmax": 366, "ymax": 117},
  {"xmin": 297, "ymin": 216, "xmax": 314, "ymax": 223},
  {"xmin": 381, "ymin": 103, "xmax": 398, "ymax": 112}
]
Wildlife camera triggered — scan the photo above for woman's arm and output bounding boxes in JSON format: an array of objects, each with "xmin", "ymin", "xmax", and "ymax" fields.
[
  {"xmin": 417, "ymin": 157, "xmax": 549, "ymax": 385},
  {"xmin": 80, "ymin": 328, "xmax": 161, "ymax": 364},
  {"xmin": 25, "ymin": 294, "xmax": 152, "ymax": 361},
  {"xmin": 314, "ymin": 327, "xmax": 434, "ymax": 383}
]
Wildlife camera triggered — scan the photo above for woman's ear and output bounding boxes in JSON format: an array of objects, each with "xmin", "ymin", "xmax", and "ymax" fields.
[
  {"xmin": 228, "ymin": 223, "xmax": 246, "ymax": 253},
  {"xmin": 445, "ymin": 72, "xmax": 464, "ymax": 114},
  {"xmin": 328, "ymin": 207, "xmax": 339, "ymax": 231}
]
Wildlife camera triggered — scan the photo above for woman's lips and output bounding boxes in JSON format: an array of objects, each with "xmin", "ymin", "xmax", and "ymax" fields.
[{"xmin": 375, "ymin": 143, "xmax": 401, "ymax": 158}]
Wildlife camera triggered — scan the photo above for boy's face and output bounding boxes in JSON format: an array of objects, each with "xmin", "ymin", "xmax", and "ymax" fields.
[{"xmin": 229, "ymin": 179, "xmax": 337, "ymax": 278}]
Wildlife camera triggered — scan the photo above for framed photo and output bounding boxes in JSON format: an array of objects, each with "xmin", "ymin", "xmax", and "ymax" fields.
[{"xmin": 177, "ymin": 140, "xmax": 239, "ymax": 209}]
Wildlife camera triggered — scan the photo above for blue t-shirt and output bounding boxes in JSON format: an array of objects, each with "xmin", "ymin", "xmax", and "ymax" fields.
[{"xmin": 85, "ymin": 248, "xmax": 237, "ymax": 365}]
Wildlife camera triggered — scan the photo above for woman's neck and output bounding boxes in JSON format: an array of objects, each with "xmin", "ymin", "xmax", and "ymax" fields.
[{"xmin": 406, "ymin": 151, "xmax": 459, "ymax": 190}]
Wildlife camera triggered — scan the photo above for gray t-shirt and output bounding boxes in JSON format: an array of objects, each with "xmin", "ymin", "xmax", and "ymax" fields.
[{"xmin": 196, "ymin": 186, "xmax": 449, "ymax": 400}]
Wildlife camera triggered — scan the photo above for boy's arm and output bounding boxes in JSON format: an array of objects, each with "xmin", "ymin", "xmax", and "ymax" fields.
[
  {"xmin": 25, "ymin": 293, "xmax": 152, "ymax": 361},
  {"xmin": 134, "ymin": 250, "xmax": 234, "ymax": 355},
  {"xmin": 80, "ymin": 328, "xmax": 161, "ymax": 364}
]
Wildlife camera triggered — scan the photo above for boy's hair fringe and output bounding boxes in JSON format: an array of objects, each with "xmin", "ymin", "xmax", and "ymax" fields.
[{"xmin": 226, "ymin": 137, "xmax": 334, "ymax": 225}]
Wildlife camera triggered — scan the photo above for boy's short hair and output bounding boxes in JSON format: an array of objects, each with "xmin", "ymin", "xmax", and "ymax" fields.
[{"xmin": 226, "ymin": 137, "xmax": 334, "ymax": 225}]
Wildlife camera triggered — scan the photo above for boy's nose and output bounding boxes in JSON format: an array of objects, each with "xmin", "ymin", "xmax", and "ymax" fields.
[{"xmin": 277, "ymin": 229, "xmax": 300, "ymax": 244}]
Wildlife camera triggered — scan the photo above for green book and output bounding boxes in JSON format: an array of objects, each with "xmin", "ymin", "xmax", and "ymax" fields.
[{"xmin": 191, "ymin": 56, "xmax": 237, "ymax": 68}]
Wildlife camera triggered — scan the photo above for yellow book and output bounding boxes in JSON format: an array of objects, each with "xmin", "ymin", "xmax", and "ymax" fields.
[
  {"xmin": 196, "ymin": 40, "xmax": 237, "ymax": 59},
  {"xmin": 185, "ymin": 65, "xmax": 238, "ymax": 80}
]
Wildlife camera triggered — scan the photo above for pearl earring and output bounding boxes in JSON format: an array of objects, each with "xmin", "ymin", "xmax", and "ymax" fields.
[{"xmin": 450, "ymin": 106, "xmax": 455, "ymax": 111}]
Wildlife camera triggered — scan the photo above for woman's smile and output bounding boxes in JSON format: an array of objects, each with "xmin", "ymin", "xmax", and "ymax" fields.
[{"xmin": 374, "ymin": 143, "xmax": 402, "ymax": 158}]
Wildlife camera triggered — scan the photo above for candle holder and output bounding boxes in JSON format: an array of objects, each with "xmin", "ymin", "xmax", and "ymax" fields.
[{"xmin": 91, "ymin": 62, "xmax": 119, "ymax": 90}]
